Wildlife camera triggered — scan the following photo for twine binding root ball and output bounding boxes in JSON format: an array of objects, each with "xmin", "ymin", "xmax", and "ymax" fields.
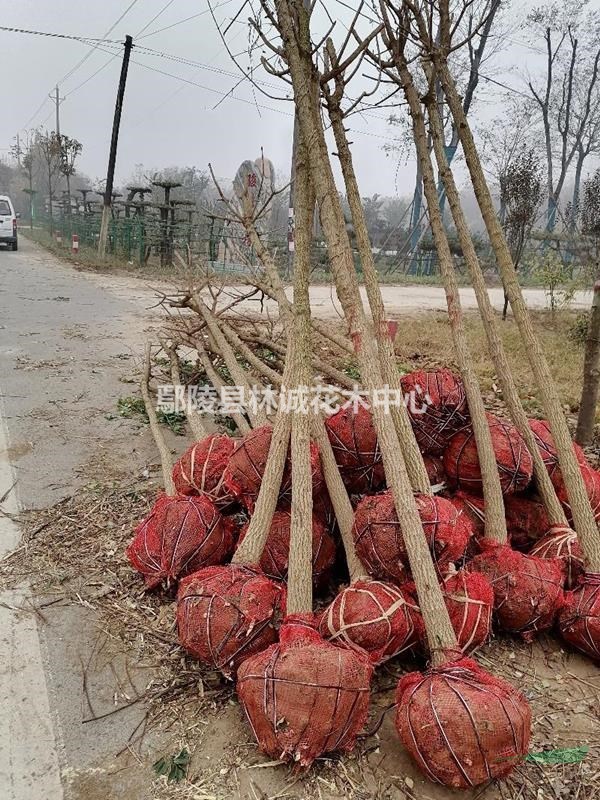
[
  {"xmin": 237, "ymin": 510, "xmax": 336, "ymax": 587},
  {"xmin": 558, "ymin": 574, "xmax": 600, "ymax": 660},
  {"xmin": 127, "ymin": 493, "xmax": 236, "ymax": 590},
  {"xmin": 353, "ymin": 490, "xmax": 472, "ymax": 583},
  {"xmin": 468, "ymin": 540, "xmax": 565, "ymax": 639},
  {"xmin": 324, "ymin": 404, "xmax": 385, "ymax": 494},
  {"xmin": 177, "ymin": 564, "xmax": 287, "ymax": 678},
  {"xmin": 444, "ymin": 412, "xmax": 533, "ymax": 496},
  {"xmin": 318, "ymin": 579, "xmax": 422, "ymax": 665},
  {"xmin": 423, "ymin": 454, "xmax": 445, "ymax": 487},
  {"xmin": 395, "ymin": 656, "xmax": 531, "ymax": 789},
  {"xmin": 236, "ymin": 616, "xmax": 373, "ymax": 767},
  {"xmin": 400, "ymin": 368, "xmax": 469, "ymax": 455},
  {"xmin": 438, "ymin": 571, "xmax": 494, "ymax": 654},
  {"xmin": 530, "ymin": 526, "xmax": 584, "ymax": 590},
  {"xmin": 172, "ymin": 434, "xmax": 236, "ymax": 508},
  {"xmin": 223, "ymin": 424, "xmax": 323, "ymax": 512}
]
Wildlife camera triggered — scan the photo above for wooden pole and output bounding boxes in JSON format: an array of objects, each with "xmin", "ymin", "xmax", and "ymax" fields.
[{"xmin": 98, "ymin": 35, "xmax": 133, "ymax": 258}]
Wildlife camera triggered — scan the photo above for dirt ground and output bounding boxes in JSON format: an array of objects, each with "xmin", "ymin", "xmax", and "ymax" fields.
[{"xmin": 1, "ymin": 237, "xmax": 599, "ymax": 799}]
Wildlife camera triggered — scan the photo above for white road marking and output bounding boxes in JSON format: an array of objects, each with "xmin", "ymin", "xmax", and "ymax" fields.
[{"xmin": 0, "ymin": 386, "xmax": 64, "ymax": 799}]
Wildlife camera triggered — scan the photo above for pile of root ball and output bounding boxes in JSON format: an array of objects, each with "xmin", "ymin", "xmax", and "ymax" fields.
[{"xmin": 126, "ymin": 369, "xmax": 600, "ymax": 788}]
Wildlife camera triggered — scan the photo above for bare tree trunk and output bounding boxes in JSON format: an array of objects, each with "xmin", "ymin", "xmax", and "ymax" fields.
[
  {"xmin": 194, "ymin": 334, "xmax": 251, "ymax": 435},
  {"xmin": 420, "ymin": 72, "xmax": 568, "ymax": 527},
  {"xmin": 287, "ymin": 135, "xmax": 315, "ymax": 615},
  {"xmin": 324, "ymin": 50, "xmax": 431, "ymax": 495},
  {"xmin": 140, "ymin": 342, "xmax": 175, "ymax": 495},
  {"xmin": 388, "ymin": 43, "xmax": 508, "ymax": 543},
  {"xmin": 164, "ymin": 340, "xmax": 208, "ymax": 441},
  {"xmin": 576, "ymin": 281, "xmax": 600, "ymax": 446},
  {"xmin": 435, "ymin": 56, "xmax": 600, "ymax": 570},
  {"xmin": 273, "ymin": 0, "xmax": 458, "ymax": 663}
]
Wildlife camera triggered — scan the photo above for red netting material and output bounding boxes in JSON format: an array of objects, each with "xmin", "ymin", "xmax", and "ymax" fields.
[
  {"xmin": 127, "ymin": 493, "xmax": 235, "ymax": 589},
  {"xmin": 558, "ymin": 573, "xmax": 600, "ymax": 661},
  {"xmin": 400, "ymin": 368, "xmax": 470, "ymax": 455},
  {"xmin": 448, "ymin": 491, "xmax": 485, "ymax": 538},
  {"xmin": 172, "ymin": 434, "xmax": 236, "ymax": 508},
  {"xmin": 444, "ymin": 413, "xmax": 533, "ymax": 496},
  {"xmin": 237, "ymin": 510, "xmax": 336, "ymax": 587},
  {"xmin": 468, "ymin": 540, "xmax": 564, "ymax": 639},
  {"xmin": 395, "ymin": 657, "xmax": 531, "ymax": 788},
  {"xmin": 236, "ymin": 618, "xmax": 373, "ymax": 767},
  {"xmin": 223, "ymin": 425, "xmax": 323, "ymax": 511},
  {"xmin": 423, "ymin": 454, "xmax": 446, "ymax": 486},
  {"xmin": 438, "ymin": 571, "xmax": 494, "ymax": 654},
  {"xmin": 530, "ymin": 525, "xmax": 585, "ymax": 590},
  {"xmin": 555, "ymin": 464, "xmax": 600, "ymax": 523},
  {"xmin": 318, "ymin": 579, "xmax": 422, "ymax": 665},
  {"xmin": 528, "ymin": 418, "xmax": 588, "ymax": 487},
  {"xmin": 177, "ymin": 564, "xmax": 286, "ymax": 677},
  {"xmin": 503, "ymin": 494, "xmax": 552, "ymax": 551},
  {"xmin": 353, "ymin": 491, "xmax": 472, "ymax": 583},
  {"xmin": 324, "ymin": 404, "xmax": 385, "ymax": 494}
]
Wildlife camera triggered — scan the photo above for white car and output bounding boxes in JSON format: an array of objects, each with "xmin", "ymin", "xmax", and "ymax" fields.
[{"xmin": 0, "ymin": 195, "xmax": 18, "ymax": 251}]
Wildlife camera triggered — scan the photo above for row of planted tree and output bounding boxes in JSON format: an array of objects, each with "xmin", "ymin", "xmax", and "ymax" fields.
[{"xmin": 121, "ymin": 0, "xmax": 600, "ymax": 790}]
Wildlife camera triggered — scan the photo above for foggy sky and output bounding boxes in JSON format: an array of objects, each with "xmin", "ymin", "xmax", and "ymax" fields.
[{"xmin": 0, "ymin": 0, "xmax": 578, "ymax": 197}]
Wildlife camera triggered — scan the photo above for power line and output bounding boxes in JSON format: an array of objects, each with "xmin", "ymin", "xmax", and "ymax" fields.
[
  {"xmin": 135, "ymin": 0, "xmax": 178, "ymax": 37},
  {"xmin": 0, "ymin": 25, "xmax": 121, "ymax": 42},
  {"xmin": 137, "ymin": 0, "xmax": 235, "ymax": 40}
]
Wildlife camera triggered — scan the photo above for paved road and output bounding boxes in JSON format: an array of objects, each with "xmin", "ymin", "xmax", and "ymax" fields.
[{"xmin": 0, "ymin": 238, "xmax": 162, "ymax": 799}]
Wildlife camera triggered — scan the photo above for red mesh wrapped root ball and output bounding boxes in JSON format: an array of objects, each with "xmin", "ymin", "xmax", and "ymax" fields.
[
  {"xmin": 504, "ymin": 494, "xmax": 552, "ymax": 551},
  {"xmin": 558, "ymin": 574, "xmax": 600, "ymax": 660},
  {"xmin": 555, "ymin": 465, "xmax": 600, "ymax": 523},
  {"xmin": 172, "ymin": 434, "xmax": 236, "ymax": 507},
  {"xmin": 400, "ymin": 368, "xmax": 469, "ymax": 456},
  {"xmin": 443, "ymin": 413, "xmax": 533, "ymax": 496},
  {"xmin": 353, "ymin": 491, "xmax": 471, "ymax": 583},
  {"xmin": 395, "ymin": 657, "xmax": 531, "ymax": 788},
  {"xmin": 468, "ymin": 541, "xmax": 564, "ymax": 639},
  {"xmin": 127, "ymin": 494, "xmax": 235, "ymax": 590},
  {"xmin": 318, "ymin": 580, "xmax": 423, "ymax": 665},
  {"xmin": 237, "ymin": 618, "xmax": 373, "ymax": 767},
  {"xmin": 448, "ymin": 491, "xmax": 485, "ymax": 538},
  {"xmin": 530, "ymin": 526, "xmax": 584, "ymax": 590},
  {"xmin": 324, "ymin": 404, "xmax": 385, "ymax": 494},
  {"xmin": 423, "ymin": 455, "xmax": 446, "ymax": 487},
  {"xmin": 223, "ymin": 425, "xmax": 323, "ymax": 511},
  {"xmin": 528, "ymin": 419, "xmax": 588, "ymax": 486},
  {"xmin": 177, "ymin": 565, "xmax": 286, "ymax": 678},
  {"xmin": 438, "ymin": 571, "xmax": 494, "ymax": 654},
  {"xmin": 237, "ymin": 510, "xmax": 336, "ymax": 588}
]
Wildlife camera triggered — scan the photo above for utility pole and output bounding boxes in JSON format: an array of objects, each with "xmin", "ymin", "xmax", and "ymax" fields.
[
  {"xmin": 49, "ymin": 86, "xmax": 62, "ymax": 136},
  {"xmin": 98, "ymin": 35, "xmax": 133, "ymax": 259}
]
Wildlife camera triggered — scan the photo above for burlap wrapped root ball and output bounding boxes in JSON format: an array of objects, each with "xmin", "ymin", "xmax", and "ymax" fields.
[
  {"xmin": 172, "ymin": 433, "xmax": 236, "ymax": 508},
  {"xmin": 318, "ymin": 580, "xmax": 423, "ymax": 665},
  {"xmin": 353, "ymin": 490, "xmax": 472, "ymax": 584},
  {"xmin": 223, "ymin": 424, "xmax": 323, "ymax": 511},
  {"xmin": 395, "ymin": 657, "xmax": 531, "ymax": 788},
  {"xmin": 177, "ymin": 564, "xmax": 286, "ymax": 678},
  {"xmin": 400, "ymin": 368, "xmax": 469, "ymax": 456},
  {"xmin": 444, "ymin": 412, "xmax": 533, "ymax": 496},
  {"xmin": 324, "ymin": 404, "xmax": 385, "ymax": 494},
  {"xmin": 237, "ymin": 510, "xmax": 336, "ymax": 588},
  {"xmin": 530, "ymin": 526, "xmax": 584, "ymax": 590},
  {"xmin": 558, "ymin": 574, "xmax": 600, "ymax": 660},
  {"xmin": 237, "ymin": 617, "xmax": 373, "ymax": 767},
  {"xmin": 437, "ymin": 571, "xmax": 494, "ymax": 654},
  {"xmin": 127, "ymin": 493, "xmax": 236, "ymax": 589},
  {"xmin": 468, "ymin": 540, "xmax": 564, "ymax": 639}
]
